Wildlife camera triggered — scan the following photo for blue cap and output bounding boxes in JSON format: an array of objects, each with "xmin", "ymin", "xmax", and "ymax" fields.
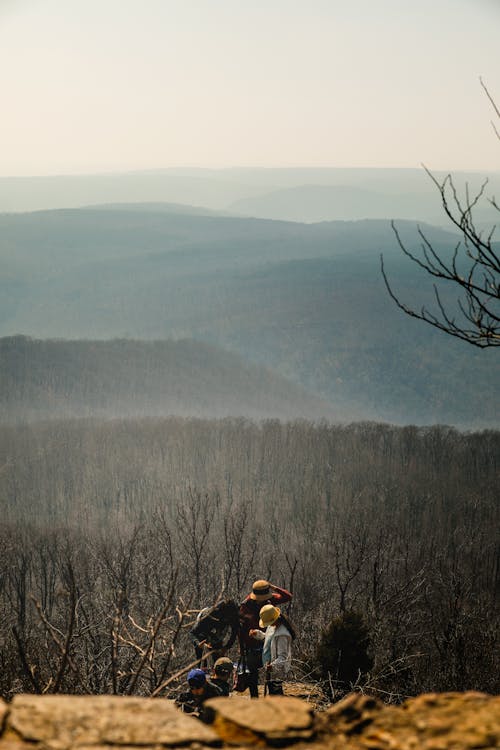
[{"xmin": 187, "ymin": 668, "xmax": 206, "ymax": 687}]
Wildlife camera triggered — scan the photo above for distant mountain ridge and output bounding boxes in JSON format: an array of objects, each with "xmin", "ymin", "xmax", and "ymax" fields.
[
  {"xmin": 83, "ymin": 201, "xmax": 233, "ymax": 216},
  {"xmin": 2, "ymin": 166, "xmax": 499, "ymax": 225},
  {"xmin": 228, "ymin": 184, "xmax": 446, "ymax": 223}
]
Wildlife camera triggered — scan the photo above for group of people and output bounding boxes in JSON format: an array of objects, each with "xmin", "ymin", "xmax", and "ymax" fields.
[
  {"xmin": 175, "ymin": 579, "xmax": 294, "ymax": 714},
  {"xmin": 175, "ymin": 658, "xmax": 234, "ymax": 716}
]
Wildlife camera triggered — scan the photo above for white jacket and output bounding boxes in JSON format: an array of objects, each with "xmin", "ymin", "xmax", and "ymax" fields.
[{"xmin": 254, "ymin": 622, "xmax": 292, "ymax": 680}]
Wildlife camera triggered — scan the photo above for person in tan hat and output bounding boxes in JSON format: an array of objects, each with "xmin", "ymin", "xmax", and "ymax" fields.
[
  {"xmin": 250, "ymin": 604, "xmax": 295, "ymax": 695},
  {"xmin": 238, "ymin": 579, "xmax": 292, "ymax": 698},
  {"xmin": 211, "ymin": 656, "xmax": 234, "ymax": 696}
]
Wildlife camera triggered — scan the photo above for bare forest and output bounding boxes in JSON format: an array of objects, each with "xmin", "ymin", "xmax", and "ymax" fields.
[{"xmin": 0, "ymin": 417, "xmax": 498, "ymax": 701}]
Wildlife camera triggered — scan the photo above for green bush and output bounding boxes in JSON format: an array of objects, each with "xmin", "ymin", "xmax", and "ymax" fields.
[{"xmin": 316, "ymin": 610, "xmax": 373, "ymax": 688}]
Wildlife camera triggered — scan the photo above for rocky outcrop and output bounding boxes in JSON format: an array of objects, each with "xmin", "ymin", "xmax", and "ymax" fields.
[
  {"xmin": 205, "ymin": 695, "xmax": 315, "ymax": 744},
  {"xmin": 0, "ymin": 691, "xmax": 498, "ymax": 750},
  {"xmin": 318, "ymin": 691, "xmax": 500, "ymax": 749},
  {"xmin": 0, "ymin": 695, "xmax": 220, "ymax": 749}
]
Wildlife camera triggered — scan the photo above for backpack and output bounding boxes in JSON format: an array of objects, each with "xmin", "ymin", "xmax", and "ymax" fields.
[{"xmin": 190, "ymin": 599, "xmax": 239, "ymax": 650}]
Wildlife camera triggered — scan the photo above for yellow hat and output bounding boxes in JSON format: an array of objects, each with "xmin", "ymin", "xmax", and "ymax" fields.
[
  {"xmin": 250, "ymin": 579, "xmax": 272, "ymax": 601},
  {"xmin": 259, "ymin": 604, "xmax": 280, "ymax": 628}
]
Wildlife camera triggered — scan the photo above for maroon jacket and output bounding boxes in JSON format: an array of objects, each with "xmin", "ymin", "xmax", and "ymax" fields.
[{"xmin": 238, "ymin": 585, "xmax": 292, "ymax": 648}]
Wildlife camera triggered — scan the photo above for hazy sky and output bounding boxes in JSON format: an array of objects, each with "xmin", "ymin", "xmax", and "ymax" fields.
[{"xmin": 1, "ymin": 0, "xmax": 499, "ymax": 176}]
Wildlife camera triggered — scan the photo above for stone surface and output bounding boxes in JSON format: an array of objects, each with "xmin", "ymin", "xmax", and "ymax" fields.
[
  {"xmin": 205, "ymin": 696, "xmax": 315, "ymax": 745},
  {"xmin": 0, "ymin": 690, "xmax": 498, "ymax": 750},
  {"xmin": 7, "ymin": 695, "xmax": 220, "ymax": 749},
  {"xmin": 319, "ymin": 691, "xmax": 500, "ymax": 750},
  {"xmin": 280, "ymin": 683, "xmax": 325, "ymax": 707}
]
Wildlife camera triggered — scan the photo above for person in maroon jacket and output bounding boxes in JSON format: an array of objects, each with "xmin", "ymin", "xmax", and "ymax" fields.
[{"xmin": 238, "ymin": 579, "xmax": 292, "ymax": 698}]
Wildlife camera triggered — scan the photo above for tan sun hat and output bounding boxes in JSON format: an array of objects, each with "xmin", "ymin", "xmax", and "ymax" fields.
[
  {"xmin": 250, "ymin": 579, "xmax": 271, "ymax": 601},
  {"xmin": 214, "ymin": 657, "xmax": 233, "ymax": 675},
  {"xmin": 259, "ymin": 604, "xmax": 280, "ymax": 628}
]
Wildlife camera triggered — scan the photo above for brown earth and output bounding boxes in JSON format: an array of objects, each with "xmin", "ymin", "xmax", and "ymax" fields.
[{"xmin": 0, "ymin": 691, "xmax": 498, "ymax": 750}]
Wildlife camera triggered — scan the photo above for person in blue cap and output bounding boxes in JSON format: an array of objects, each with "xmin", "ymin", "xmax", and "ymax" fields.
[{"xmin": 175, "ymin": 668, "xmax": 222, "ymax": 716}]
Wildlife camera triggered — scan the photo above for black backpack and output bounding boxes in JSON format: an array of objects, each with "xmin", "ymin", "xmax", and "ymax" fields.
[{"xmin": 190, "ymin": 599, "xmax": 239, "ymax": 650}]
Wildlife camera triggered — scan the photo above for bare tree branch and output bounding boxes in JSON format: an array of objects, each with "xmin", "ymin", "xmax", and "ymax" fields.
[
  {"xmin": 12, "ymin": 626, "xmax": 42, "ymax": 693},
  {"xmin": 381, "ymin": 83, "xmax": 500, "ymax": 347}
]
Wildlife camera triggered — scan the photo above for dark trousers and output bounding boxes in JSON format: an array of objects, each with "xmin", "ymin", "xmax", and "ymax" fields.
[
  {"xmin": 245, "ymin": 646, "xmax": 263, "ymax": 698},
  {"xmin": 267, "ymin": 679, "xmax": 284, "ymax": 695}
]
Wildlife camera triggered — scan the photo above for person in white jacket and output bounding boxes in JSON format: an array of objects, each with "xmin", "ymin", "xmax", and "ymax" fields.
[{"xmin": 249, "ymin": 604, "xmax": 294, "ymax": 695}]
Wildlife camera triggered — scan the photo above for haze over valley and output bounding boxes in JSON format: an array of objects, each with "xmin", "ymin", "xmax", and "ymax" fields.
[{"xmin": 2, "ymin": 167, "xmax": 500, "ymax": 227}]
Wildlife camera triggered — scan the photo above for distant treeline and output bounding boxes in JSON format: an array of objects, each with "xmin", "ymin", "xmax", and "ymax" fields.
[{"xmin": 0, "ymin": 417, "xmax": 498, "ymax": 698}]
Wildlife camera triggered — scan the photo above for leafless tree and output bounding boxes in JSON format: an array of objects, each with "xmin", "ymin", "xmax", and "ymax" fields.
[{"xmin": 381, "ymin": 79, "xmax": 499, "ymax": 348}]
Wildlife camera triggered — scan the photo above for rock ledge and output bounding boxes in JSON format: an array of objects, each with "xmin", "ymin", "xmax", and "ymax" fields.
[{"xmin": 0, "ymin": 691, "xmax": 497, "ymax": 750}]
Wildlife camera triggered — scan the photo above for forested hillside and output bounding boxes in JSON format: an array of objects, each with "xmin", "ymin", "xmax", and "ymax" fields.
[
  {"xmin": 0, "ymin": 206, "xmax": 498, "ymax": 427},
  {"xmin": 1, "ymin": 418, "xmax": 498, "ymax": 697},
  {"xmin": 0, "ymin": 336, "xmax": 334, "ymax": 422}
]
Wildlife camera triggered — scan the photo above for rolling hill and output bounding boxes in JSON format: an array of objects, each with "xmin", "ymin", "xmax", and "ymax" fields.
[
  {"xmin": 228, "ymin": 184, "xmax": 441, "ymax": 223},
  {"xmin": 2, "ymin": 167, "xmax": 499, "ymax": 225},
  {"xmin": 0, "ymin": 336, "xmax": 336, "ymax": 423},
  {"xmin": 1, "ymin": 205, "xmax": 498, "ymax": 427}
]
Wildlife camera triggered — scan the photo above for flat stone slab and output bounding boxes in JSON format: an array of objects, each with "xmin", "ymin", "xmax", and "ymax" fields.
[
  {"xmin": 204, "ymin": 696, "xmax": 315, "ymax": 745},
  {"xmin": 7, "ymin": 695, "xmax": 220, "ymax": 749},
  {"xmin": 2, "ymin": 690, "xmax": 499, "ymax": 750}
]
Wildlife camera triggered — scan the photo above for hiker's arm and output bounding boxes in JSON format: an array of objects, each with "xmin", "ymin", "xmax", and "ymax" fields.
[
  {"xmin": 189, "ymin": 623, "xmax": 205, "ymax": 649},
  {"xmin": 190, "ymin": 628, "xmax": 212, "ymax": 650},
  {"xmin": 176, "ymin": 693, "xmax": 196, "ymax": 713},
  {"xmin": 224, "ymin": 620, "xmax": 239, "ymax": 649},
  {"xmin": 249, "ymin": 628, "xmax": 265, "ymax": 641},
  {"xmin": 270, "ymin": 584, "xmax": 292, "ymax": 604}
]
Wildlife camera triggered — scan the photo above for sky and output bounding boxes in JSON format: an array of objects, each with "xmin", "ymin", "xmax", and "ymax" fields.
[{"xmin": 0, "ymin": 0, "xmax": 499, "ymax": 176}]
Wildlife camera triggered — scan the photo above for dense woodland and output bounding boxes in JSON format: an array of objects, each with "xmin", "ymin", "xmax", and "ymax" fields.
[
  {"xmin": 0, "ymin": 336, "xmax": 333, "ymax": 423},
  {"xmin": 0, "ymin": 417, "xmax": 498, "ymax": 700}
]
